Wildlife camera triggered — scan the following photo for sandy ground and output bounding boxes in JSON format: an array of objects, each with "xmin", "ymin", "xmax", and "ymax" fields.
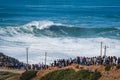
[{"xmin": 0, "ymin": 68, "xmax": 25, "ymax": 74}]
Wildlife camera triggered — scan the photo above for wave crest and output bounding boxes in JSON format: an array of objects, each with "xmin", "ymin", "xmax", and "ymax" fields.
[
  {"xmin": 0, "ymin": 20, "xmax": 62, "ymax": 36},
  {"xmin": 24, "ymin": 20, "xmax": 62, "ymax": 30},
  {"xmin": 0, "ymin": 20, "xmax": 120, "ymax": 39}
]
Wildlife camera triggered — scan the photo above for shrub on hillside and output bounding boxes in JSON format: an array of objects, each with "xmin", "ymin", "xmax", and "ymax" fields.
[
  {"xmin": 76, "ymin": 70, "xmax": 90, "ymax": 80},
  {"xmin": 20, "ymin": 70, "xmax": 37, "ymax": 80},
  {"xmin": 116, "ymin": 65, "xmax": 120, "ymax": 69},
  {"xmin": 90, "ymin": 70, "xmax": 101, "ymax": 80},
  {"xmin": 40, "ymin": 69, "xmax": 101, "ymax": 80},
  {"xmin": 41, "ymin": 68, "xmax": 75, "ymax": 80},
  {"xmin": 105, "ymin": 65, "xmax": 111, "ymax": 71}
]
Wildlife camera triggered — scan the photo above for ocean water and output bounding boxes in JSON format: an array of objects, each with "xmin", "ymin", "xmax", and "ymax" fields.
[{"xmin": 0, "ymin": 0, "xmax": 120, "ymax": 64}]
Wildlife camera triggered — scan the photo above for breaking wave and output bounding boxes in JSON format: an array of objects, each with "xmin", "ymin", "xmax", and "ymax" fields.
[{"xmin": 0, "ymin": 20, "xmax": 120, "ymax": 39}]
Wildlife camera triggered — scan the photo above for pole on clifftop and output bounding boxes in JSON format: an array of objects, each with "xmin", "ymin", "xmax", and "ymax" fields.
[
  {"xmin": 26, "ymin": 47, "xmax": 29, "ymax": 70},
  {"xmin": 100, "ymin": 42, "xmax": 103, "ymax": 56},
  {"xmin": 45, "ymin": 52, "xmax": 47, "ymax": 68},
  {"xmin": 104, "ymin": 45, "xmax": 107, "ymax": 56}
]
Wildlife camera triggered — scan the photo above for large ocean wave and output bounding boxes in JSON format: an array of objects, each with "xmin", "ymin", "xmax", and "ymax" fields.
[
  {"xmin": 0, "ymin": 21, "xmax": 120, "ymax": 64},
  {"xmin": 0, "ymin": 21, "xmax": 120, "ymax": 39}
]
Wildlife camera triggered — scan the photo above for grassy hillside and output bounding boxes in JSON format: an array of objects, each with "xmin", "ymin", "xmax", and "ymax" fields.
[
  {"xmin": 0, "ymin": 71, "xmax": 19, "ymax": 80},
  {"xmin": 20, "ymin": 70, "xmax": 38, "ymax": 80},
  {"xmin": 40, "ymin": 68, "xmax": 101, "ymax": 80}
]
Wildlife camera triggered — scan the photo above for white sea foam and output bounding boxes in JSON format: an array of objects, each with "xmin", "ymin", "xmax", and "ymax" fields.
[
  {"xmin": 23, "ymin": 20, "xmax": 62, "ymax": 30},
  {"xmin": 0, "ymin": 21, "xmax": 120, "ymax": 64},
  {"xmin": 0, "ymin": 20, "xmax": 62, "ymax": 37},
  {"xmin": 0, "ymin": 35, "xmax": 120, "ymax": 64}
]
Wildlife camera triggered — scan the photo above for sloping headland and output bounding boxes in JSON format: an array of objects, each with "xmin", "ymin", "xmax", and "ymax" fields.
[{"xmin": 0, "ymin": 52, "xmax": 120, "ymax": 80}]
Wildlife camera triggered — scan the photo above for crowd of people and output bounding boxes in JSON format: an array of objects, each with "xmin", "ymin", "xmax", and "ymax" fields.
[
  {"xmin": 52, "ymin": 56, "xmax": 120, "ymax": 68},
  {"xmin": 0, "ymin": 52, "xmax": 50, "ymax": 70},
  {"xmin": 26, "ymin": 63, "xmax": 49, "ymax": 70},
  {"xmin": 0, "ymin": 52, "xmax": 120, "ymax": 70}
]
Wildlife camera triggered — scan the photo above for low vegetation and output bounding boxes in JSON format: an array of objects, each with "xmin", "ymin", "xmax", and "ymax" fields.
[
  {"xmin": 20, "ymin": 70, "xmax": 37, "ymax": 80},
  {"xmin": 116, "ymin": 65, "xmax": 120, "ymax": 69},
  {"xmin": 105, "ymin": 64, "xmax": 111, "ymax": 71},
  {"xmin": 0, "ymin": 71, "xmax": 18, "ymax": 80},
  {"xmin": 40, "ymin": 68, "xmax": 101, "ymax": 80},
  {"xmin": 90, "ymin": 70, "xmax": 102, "ymax": 80}
]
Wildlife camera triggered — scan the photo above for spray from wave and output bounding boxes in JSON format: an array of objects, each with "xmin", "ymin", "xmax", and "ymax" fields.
[
  {"xmin": 0, "ymin": 20, "xmax": 120, "ymax": 39},
  {"xmin": 0, "ymin": 20, "xmax": 120, "ymax": 64}
]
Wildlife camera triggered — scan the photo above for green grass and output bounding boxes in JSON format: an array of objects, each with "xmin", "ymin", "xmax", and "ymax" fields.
[
  {"xmin": 0, "ymin": 71, "xmax": 18, "ymax": 80},
  {"xmin": 40, "ymin": 69, "xmax": 101, "ymax": 80},
  {"xmin": 90, "ymin": 70, "xmax": 102, "ymax": 80},
  {"xmin": 105, "ymin": 64, "xmax": 111, "ymax": 71},
  {"xmin": 20, "ymin": 70, "xmax": 37, "ymax": 80},
  {"xmin": 116, "ymin": 65, "xmax": 120, "ymax": 69}
]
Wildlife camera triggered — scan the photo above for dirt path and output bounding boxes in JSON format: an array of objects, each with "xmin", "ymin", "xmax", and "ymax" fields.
[{"xmin": 0, "ymin": 68, "xmax": 25, "ymax": 74}]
